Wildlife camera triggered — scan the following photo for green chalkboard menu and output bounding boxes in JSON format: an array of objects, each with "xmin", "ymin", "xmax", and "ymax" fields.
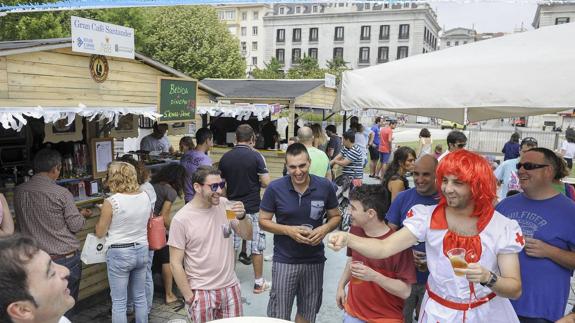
[{"xmin": 158, "ymin": 77, "xmax": 197, "ymax": 122}]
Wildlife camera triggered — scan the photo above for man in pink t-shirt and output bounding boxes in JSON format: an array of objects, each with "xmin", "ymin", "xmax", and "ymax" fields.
[{"xmin": 169, "ymin": 165, "xmax": 253, "ymax": 323}]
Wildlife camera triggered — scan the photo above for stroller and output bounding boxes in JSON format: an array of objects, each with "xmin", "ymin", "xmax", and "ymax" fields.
[{"xmin": 333, "ymin": 173, "xmax": 354, "ymax": 232}]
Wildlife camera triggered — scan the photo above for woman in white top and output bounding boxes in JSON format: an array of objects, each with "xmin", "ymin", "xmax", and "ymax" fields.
[
  {"xmin": 418, "ymin": 128, "xmax": 433, "ymax": 158},
  {"xmin": 559, "ymin": 129, "xmax": 575, "ymax": 169},
  {"xmin": 96, "ymin": 161, "xmax": 151, "ymax": 323}
]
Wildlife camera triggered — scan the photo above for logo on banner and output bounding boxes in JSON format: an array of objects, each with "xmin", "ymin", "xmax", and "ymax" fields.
[{"xmin": 90, "ymin": 55, "xmax": 109, "ymax": 83}]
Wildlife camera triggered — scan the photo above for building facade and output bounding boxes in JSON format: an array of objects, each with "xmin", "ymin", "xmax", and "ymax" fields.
[
  {"xmin": 216, "ymin": 4, "xmax": 271, "ymax": 74},
  {"xmin": 440, "ymin": 27, "xmax": 476, "ymax": 48},
  {"xmin": 533, "ymin": 2, "xmax": 575, "ymax": 28},
  {"xmin": 261, "ymin": 2, "xmax": 440, "ymax": 70}
]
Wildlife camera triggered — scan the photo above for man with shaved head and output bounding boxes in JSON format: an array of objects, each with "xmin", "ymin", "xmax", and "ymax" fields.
[
  {"xmin": 298, "ymin": 127, "xmax": 331, "ymax": 179},
  {"xmin": 385, "ymin": 154, "xmax": 439, "ymax": 322}
]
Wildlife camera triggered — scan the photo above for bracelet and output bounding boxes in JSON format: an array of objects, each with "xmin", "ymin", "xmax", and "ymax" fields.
[{"xmin": 236, "ymin": 213, "xmax": 247, "ymax": 221}]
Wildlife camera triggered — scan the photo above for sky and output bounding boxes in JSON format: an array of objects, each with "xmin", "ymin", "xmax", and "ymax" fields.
[{"xmin": 431, "ymin": 1, "xmax": 539, "ymax": 33}]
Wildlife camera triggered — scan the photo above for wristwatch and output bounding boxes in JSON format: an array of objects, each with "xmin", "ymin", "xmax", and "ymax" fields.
[{"xmin": 480, "ymin": 271, "xmax": 498, "ymax": 288}]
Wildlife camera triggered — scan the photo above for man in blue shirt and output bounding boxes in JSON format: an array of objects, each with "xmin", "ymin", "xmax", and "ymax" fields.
[
  {"xmin": 259, "ymin": 143, "xmax": 341, "ymax": 323},
  {"xmin": 385, "ymin": 154, "xmax": 439, "ymax": 323},
  {"xmin": 494, "ymin": 137, "xmax": 538, "ymax": 199},
  {"xmin": 369, "ymin": 117, "xmax": 383, "ymax": 178},
  {"xmin": 497, "ymin": 147, "xmax": 575, "ymax": 323}
]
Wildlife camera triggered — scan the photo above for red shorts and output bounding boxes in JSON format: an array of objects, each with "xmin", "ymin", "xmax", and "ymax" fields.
[{"xmin": 186, "ymin": 282, "xmax": 243, "ymax": 323}]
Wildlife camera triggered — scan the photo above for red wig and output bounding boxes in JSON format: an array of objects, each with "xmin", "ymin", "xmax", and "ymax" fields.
[{"xmin": 436, "ymin": 150, "xmax": 497, "ymax": 229}]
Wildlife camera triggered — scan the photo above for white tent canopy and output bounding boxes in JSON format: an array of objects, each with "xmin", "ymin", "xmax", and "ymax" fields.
[{"xmin": 336, "ymin": 22, "xmax": 575, "ymax": 124}]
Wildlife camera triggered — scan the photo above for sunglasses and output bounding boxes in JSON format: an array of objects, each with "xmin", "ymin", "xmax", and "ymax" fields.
[
  {"xmin": 456, "ymin": 143, "xmax": 466, "ymax": 148},
  {"xmin": 203, "ymin": 181, "xmax": 226, "ymax": 192},
  {"xmin": 521, "ymin": 137, "xmax": 538, "ymax": 145},
  {"xmin": 516, "ymin": 162, "xmax": 549, "ymax": 170}
]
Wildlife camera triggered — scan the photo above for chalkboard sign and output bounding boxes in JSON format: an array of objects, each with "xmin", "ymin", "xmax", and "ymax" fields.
[{"xmin": 158, "ymin": 77, "xmax": 197, "ymax": 122}]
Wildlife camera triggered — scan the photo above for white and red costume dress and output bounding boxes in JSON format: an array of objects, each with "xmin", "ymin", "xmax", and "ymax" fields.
[{"xmin": 403, "ymin": 204, "xmax": 524, "ymax": 323}]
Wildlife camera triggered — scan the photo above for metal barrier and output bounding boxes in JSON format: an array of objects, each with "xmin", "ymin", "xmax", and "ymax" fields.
[{"xmin": 467, "ymin": 128, "xmax": 563, "ymax": 155}]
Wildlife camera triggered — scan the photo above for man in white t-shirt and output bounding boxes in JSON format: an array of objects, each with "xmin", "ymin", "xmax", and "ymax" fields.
[
  {"xmin": 169, "ymin": 165, "xmax": 253, "ymax": 322},
  {"xmin": 0, "ymin": 234, "xmax": 75, "ymax": 323}
]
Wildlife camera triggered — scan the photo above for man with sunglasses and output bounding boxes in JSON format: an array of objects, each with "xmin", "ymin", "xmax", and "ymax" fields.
[
  {"xmin": 496, "ymin": 147, "xmax": 575, "ymax": 323},
  {"xmin": 260, "ymin": 143, "xmax": 341, "ymax": 323},
  {"xmin": 168, "ymin": 166, "xmax": 253, "ymax": 322},
  {"xmin": 494, "ymin": 137, "xmax": 538, "ymax": 199},
  {"xmin": 437, "ymin": 130, "xmax": 467, "ymax": 161}
]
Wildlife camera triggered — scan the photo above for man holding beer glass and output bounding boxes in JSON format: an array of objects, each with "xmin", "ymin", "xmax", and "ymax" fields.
[{"xmin": 328, "ymin": 150, "xmax": 524, "ymax": 322}]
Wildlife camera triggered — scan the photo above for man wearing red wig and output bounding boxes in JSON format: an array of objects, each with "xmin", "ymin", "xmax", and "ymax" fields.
[{"xmin": 328, "ymin": 150, "xmax": 524, "ymax": 322}]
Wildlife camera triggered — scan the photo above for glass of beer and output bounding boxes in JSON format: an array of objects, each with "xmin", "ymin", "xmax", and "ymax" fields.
[
  {"xmin": 350, "ymin": 260, "xmax": 364, "ymax": 285},
  {"xmin": 225, "ymin": 200, "xmax": 237, "ymax": 220},
  {"xmin": 447, "ymin": 248, "xmax": 467, "ymax": 276}
]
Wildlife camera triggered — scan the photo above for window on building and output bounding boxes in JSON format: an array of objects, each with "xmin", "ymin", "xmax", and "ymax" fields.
[
  {"xmin": 308, "ymin": 48, "xmax": 318, "ymax": 60},
  {"xmin": 241, "ymin": 41, "xmax": 247, "ymax": 52},
  {"xmin": 377, "ymin": 46, "xmax": 389, "ymax": 63},
  {"xmin": 218, "ymin": 10, "xmax": 235, "ymax": 21},
  {"xmin": 463, "ymin": 41, "xmax": 468, "ymax": 44},
  {"xmin": 293, "ymin": 28, "xmax": 302, "ymax": 42},
  {"xmin": 276, "ymin": 49, "xmax": 285, "ymax": 64},
  {"xmin": 252, "ymin": 57, "xmax": 257, "ymax": 66},
  {"xmin": 399, "ymin": 24, "xmax": 410, "ymax": 39},
  {"xmin": 334, "ymin": 26, "xmax": 344, "ymax": 41},
  {"xmin": 333, "ymin": 47, "xmax": 344, "ymax": 60},
  {"xmin": 309, "ymin": 28, "xmax": 319, "ymax": 41},
  {"xmin": 276, "ymin": 29, "xmax": 285, "ymax": 42},
  {"xmin": 296, "ymin": 6, "xmax": 301, "ymax": 13},
  {"xmin": 241, "ymin": 11, "xmax": 247, "ymax": 21},
  {"xmin": 279, "ymin": 7, "xmax": 284, "ymax": 14},
  {"xmin": 360, "ymin": 26, "xmax": 371, "ymax": 40},
  {"xmin": 359, "ymin": 47, "xmax": 370, "ymax": 63},
  {"xmin": 365, "ymin": 3, "xmax": 370, "ymax": 9},
  {"xmin": 455, "ymin": 41, "xmax": 459, "ymax": 46},
  {"xmin": 292, "ymin": 48, "xmax": 301, "ymax": 64},
  {"xmin": 252, "ymin": 26, "xmax": 258, "ymax": 36},
  {"xmin": 446, "ymin": 41, "xmax": 451, "ymax": 47},
  {"xmin": 556, "ymin": 17, "xmax": 570, "ymax": 24},
  {"xmin": 312, "ymin": 5, "xmax": 318, "ymax": 13},
  {"xmin": 253, "ymin": 11, "xmax": 259, "ymax": 20},
  {"xmin": 379, "ymin": 25, "xmax": 390, "ymax": 40},
  {"xmin": 397, "ymin": 46, "xmax": 408, "ymax": 59},
  {"xmin": 252, "ymin": 41, "xmax": 258, "ymax": 51}
]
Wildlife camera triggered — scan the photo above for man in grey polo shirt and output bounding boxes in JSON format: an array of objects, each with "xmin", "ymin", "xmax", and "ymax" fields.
[{"xmin": 259, "ymin": 143, "xmax": 341, "ymax": 323}]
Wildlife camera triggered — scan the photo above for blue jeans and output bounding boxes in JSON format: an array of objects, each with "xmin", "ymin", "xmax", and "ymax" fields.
[
  {"xmin": 128, "ymin": 250, "xmax": 154, "ymax": 313},
  {"xmin": 343, "ymin": 311, "xmax": 365, "ymax": 323},
  {"xmin": 53, "ymin": 251, "xmax": 81, "ymax": 316},
  {"xmin": 106, "ymin": 244, "xmax": 149, "ymax": 323}
]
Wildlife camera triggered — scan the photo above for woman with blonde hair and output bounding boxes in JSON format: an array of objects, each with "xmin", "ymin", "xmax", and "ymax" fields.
[
  {"xmin": 310, "ymin": 123, "xmax": 328, "ymax": 152},
  {"xmin": 96, "ymin": 161, "xmax": 151, "ymax": 323}
]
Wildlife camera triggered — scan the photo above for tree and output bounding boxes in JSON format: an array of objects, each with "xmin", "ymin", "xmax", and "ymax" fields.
[
  {"xmin": 140, "ymin": 6, "xmax": 245, "ymax": 79},
  {"xmin": 325, "ymin": 57, "xmax": 351, "ymax": 84},
  {"xmin": 287, "ymin": 56, "xmax": 324, "ymax": 79},
  {"xmin": 251, "ymin": 57, "xmax": 285, "ymax": 79}
]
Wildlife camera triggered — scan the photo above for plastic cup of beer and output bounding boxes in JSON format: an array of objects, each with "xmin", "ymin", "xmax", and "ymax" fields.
[
  {"xmin": 350, "ymin": 260, "xmax": 364, "ymax": 285},
  {"xmin": 447, "ymin": 248, "xmax": 468, "ymax": 276},
  {"xmin": 225, "ymin": 200, "xmax": 237, "ymax": 220}
]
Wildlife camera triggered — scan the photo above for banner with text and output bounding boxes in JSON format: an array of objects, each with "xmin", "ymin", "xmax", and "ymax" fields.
[
  {"xmin": 158, "ymin": 77, "xmax": 197, "ymax": 122},
  {"xmin": 71, "ymin": 16, "xmax": 135, "ymax": 59}
]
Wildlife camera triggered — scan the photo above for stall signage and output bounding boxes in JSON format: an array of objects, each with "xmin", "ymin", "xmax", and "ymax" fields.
[
  {"xmin": 71, "ymin": 16, "xmax": 135, "ymax": 59},
  {"xmin": 158, "ymin": 77, "xmax": 197, "ymax": 122},
  {"xmin": 325, "ymin": 73, "xmax": 337, "ymax": 89}
]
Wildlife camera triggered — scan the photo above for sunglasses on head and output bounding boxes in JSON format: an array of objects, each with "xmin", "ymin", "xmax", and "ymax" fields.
[
  {"xmin": 203, "ymin": 181, "xmax": 226, "ymax": 192},
  {"xmin": 521, "ymin": 137, "xmax": 538, "ymax": 145},
  {"xmin": 516, "ymin": 162, "xmax": 549, "ymax": 170}
]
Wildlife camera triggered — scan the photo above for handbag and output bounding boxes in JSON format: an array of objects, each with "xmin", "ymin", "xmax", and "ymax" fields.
[
  {"xmin": 80, "ymin": 233, "xmax": 108, "ymax": 264},
  {"xmin": 147, "ymin": 213, "xmax": 167, "ymax": 250}
]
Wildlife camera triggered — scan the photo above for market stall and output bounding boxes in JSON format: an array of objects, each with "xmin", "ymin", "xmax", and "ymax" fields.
[{"xmin": 0, "ymin": 38, "xmax": 220, "ymax": 300}]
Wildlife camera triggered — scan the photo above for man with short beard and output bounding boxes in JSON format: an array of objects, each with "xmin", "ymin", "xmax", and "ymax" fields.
[
  {"xmin": 169, "ymin": 166, "xmax": 253, "ymax": 322},
  {"xmin": 496, "ymin": 147, "xmax": 575, "ymax": 323},
  {"xmin": 0, "ymin": 234, "xmax": 75, "ymax": 323},
  {"xmin": 328, "ymin": 150, "xmax": 524, "ymax": 323}
]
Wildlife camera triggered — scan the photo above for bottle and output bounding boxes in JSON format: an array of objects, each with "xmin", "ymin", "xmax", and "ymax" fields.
[{"xmin": 78, "ymin": 181, "xmax": 87, "ymax": 200}]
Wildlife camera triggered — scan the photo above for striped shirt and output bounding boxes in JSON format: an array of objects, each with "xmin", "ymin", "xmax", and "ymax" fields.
[
  {"xmin": 341, "ymin": 144, "xmax": 364, "ymax": 179},
  {"xmin": 14, "ymin": 174, "xmax": 84, "ymax": 255}
]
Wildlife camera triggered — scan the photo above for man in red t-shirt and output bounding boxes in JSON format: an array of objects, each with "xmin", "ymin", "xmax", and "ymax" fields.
[
  {"xmin": 336, "ymin": 185, "xmax": 416, "ymax": 323},
  {"xmin": 378, "ymin": 120, "xmax": 396, "ymax": 178}
]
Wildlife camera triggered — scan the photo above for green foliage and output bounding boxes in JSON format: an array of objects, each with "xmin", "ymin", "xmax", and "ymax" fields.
[
  {"xmin": 251, "ymin": 57, "xmax": 285, "ymax": 79},
  {"xmin": 325, "ymin": 57, "xmax": 351, "ymax": 84},
  {"xmin": 140, "ymin": 6, "xmax": 245, "ymax": 79},
  {"xmin": 286, "ymin": 56, "xmax": 324, "ymax": 79}
]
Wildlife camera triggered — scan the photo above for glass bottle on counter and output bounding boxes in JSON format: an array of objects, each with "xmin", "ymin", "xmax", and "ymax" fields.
[{"xmin": 78, "ymin": 181, "xmax": 87, "ymax": 200}]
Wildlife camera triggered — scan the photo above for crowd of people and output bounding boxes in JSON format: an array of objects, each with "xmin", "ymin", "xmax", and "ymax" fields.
[{"xmin": 1, "ymin": 118, "xmax": 575, "ymax": 323}]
